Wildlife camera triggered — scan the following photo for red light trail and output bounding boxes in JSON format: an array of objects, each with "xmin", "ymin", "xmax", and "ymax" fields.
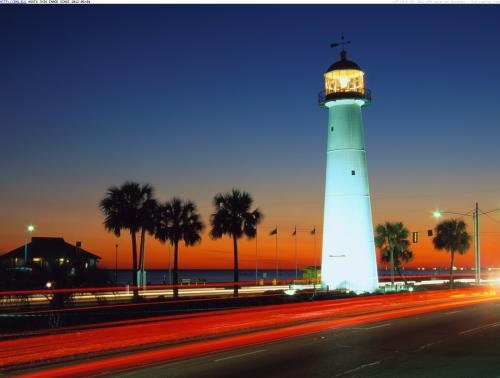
[{"xmin": 1, "ymin": 287, "xmax": 498, "ymax": 377}]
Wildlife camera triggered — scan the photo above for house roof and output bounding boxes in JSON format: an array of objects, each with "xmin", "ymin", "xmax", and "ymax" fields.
[{"xmin": 1, "ymin": 237, "xmax": 101, "ymax": 260}]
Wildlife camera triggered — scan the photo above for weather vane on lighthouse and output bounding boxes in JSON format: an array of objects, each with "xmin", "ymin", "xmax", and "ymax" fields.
[
  {"xmin": 319, "ymin": 36, "xmax": 379, "ymax": 293},
  {"xmin": 330, "ymin": 34, "xmax": 351, "ymax": 49},
  {"xmin": 330, "ymin": 34, "xmax": 351, "ymax": 60}
]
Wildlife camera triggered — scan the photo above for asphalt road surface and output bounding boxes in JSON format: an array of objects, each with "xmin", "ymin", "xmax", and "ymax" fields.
[{"xmin": 121, "ymin": 301, "xmax": 500, "ymax": 378}]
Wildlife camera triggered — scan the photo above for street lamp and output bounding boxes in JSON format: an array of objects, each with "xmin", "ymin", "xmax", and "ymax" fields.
[
  {"xmin": 431, "ymin": 204, "xmax": 481, "ymax": 284},
  {"xmin": 24, "ymin": 224, "xmax": 35, "ymax": 264},
  {"xmin": 432, "ymin": 210, "xmax": 442, "ymax": 219}
]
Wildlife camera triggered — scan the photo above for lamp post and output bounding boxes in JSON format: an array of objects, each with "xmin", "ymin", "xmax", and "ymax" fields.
[
  {"xmin": 167, "ymin": 241, "xmax": 172, "ymax": 285},
  {"xmin": 432, "ymin": 203, "xmax": 485, "ymax": 284},
  {"xmin": 24, "ymin": 224, "xmax": 35, "ymax": 265},
  {"xmin": 115, "ymin": 244, "xmax": 119, "ymax": 283}
]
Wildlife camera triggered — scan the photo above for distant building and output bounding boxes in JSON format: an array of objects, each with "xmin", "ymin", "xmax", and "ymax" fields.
[{"xmin": 1, "ymin": 237, "xmax": 100, "ymax": 273}]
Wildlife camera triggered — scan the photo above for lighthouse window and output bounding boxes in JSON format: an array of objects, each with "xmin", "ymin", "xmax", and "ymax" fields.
[
  {"xmin": 324, "ymin": 69, "xmax": 365, "ymax": 96},
  {"xmin": 351, "ymin": 170, "xmax": 356, "ymax": 175}
]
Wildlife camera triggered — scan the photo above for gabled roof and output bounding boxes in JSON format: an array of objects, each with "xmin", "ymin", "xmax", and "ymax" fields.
[{"xmin": 1, "ymin": 237, "xmax": 101, "ymax": 260}]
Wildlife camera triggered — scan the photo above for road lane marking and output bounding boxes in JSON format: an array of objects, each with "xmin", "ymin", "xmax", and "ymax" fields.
[
  {"xmin": 459, "ymin": 321, "xmax": 500, "ymax": 335},
  {"xmin": 335, "ymin": 343, "xmax": 352, "ymax": 349},
  {"xmin": 213, "ymin": 349, "xmax": 267, "ymax": 362},
  {"xmin": 337, "ymin": 360, "xmax": 381, "ymax": 376},
  {"xmin": 362, "ymin": 323, "xmax": 392, "ymax": 330},
  {"xmin": 415, "ymin": 341, "xmax": 444, "ymax": 351}
]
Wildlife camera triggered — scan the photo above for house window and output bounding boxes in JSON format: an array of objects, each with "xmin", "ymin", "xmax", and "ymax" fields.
[{"xmin": 351, "ymin": 170, "xmax": 355, "ymax": 175}]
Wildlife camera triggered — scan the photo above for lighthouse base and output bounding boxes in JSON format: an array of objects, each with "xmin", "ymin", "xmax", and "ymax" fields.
[{"xmin": 320, "ymin": 194, "xmax": 379, "ymax": 293}]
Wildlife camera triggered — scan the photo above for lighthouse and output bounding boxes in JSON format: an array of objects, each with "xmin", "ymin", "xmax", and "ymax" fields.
[{"xmin": 319, "ymin": 38, "xmax": 379, "ymax": 293}]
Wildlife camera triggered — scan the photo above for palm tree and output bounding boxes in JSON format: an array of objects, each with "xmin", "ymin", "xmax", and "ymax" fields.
[
  {"xmin": 210, "ymin": 189, "xmax": 262, "ymax": 297},
  {"xmin": 100, "ymin": 181, "xmax": 153, "ymax": 295},
  {"xmin": 302, "ymin": 266, "xmax": 321, "ymax": 284},
  {"xmin": 433, "ymin": 219, "xmax": 471, "ymax": 289},
  {"xmin": 137, "ymin": 185, "xmax": 158, "ymax": 286},
  {"xmin": 375, "ymin": 222, "xmax": 413, "ymax": 287},
  {"xmin": 154, "ymin": 198, "xmax": 204, "ymax": 299}
]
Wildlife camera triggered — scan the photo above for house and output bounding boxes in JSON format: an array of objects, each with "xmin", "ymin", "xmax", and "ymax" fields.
[{"xmin": 1, "ymin": 237, "xmax": 100, "ymax": 272}]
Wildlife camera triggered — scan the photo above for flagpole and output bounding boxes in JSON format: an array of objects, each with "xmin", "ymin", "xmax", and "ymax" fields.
[
  {"xmin": 294, "ymin": 226, "xmax": 298, "ymax": 281},
  {"xmin": 313, "ymin": 226, "xmax": 317, "ymax": 295},
  {"xmin": 275, "ymin": 226, "xmax": 279, "ymax": 282}
]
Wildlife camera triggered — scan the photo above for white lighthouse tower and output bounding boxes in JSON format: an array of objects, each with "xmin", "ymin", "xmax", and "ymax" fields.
[{"xmin": 319, "ymin": 38, "xmax": 379, "ymax": 293}]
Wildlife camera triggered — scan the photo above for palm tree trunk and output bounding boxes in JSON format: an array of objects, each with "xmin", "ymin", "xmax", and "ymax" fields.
[
  {"xmin": 449, "ymin": 250, "xmax": 455, "ymax": 289},
  {"xmin": 131, "ymin": 230, "xmax": 138, "ymax": 298},
  {"xmin": 138, "ymin": 228, "xmax": 146, "ymax": 287},
  {"xmin": 233, "ymin": 235, "xmax": 239, "ymax": 297},
  {"xmin": 173, "ymin": 241, "xmax": 179, "ymax": 299}
]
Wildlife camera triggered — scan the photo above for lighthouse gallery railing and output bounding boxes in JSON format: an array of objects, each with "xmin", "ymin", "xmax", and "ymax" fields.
[{"xmin": 318, "ymin": 88, "xmax": 372, "ymax": 107}]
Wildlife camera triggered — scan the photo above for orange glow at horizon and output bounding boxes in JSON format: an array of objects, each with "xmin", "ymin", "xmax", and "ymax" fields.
[
  {"xmin": 1, "ymin": 177, "xmax": 500, "ymax": 272},
  {"xmin": 1, "ymin": 212, "xmax": 499, "ymax": 272}
]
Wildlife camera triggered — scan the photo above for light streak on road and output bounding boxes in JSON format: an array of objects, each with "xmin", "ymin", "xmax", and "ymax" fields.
[
  {"xmin": 1, "ymin": 273, "xmax": 496, "ymax": 298},
  {"xmin": 1, "ymin": 288, "xmax": 498, "ymax": 377},
  {"xmin": 2, "ymin": 273, "xmax": 497, "ymax": 311}
]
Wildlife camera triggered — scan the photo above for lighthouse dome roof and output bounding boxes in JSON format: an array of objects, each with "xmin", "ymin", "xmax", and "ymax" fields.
[{"xmin": 326, "ymin": 50, "xmax": 362, "ymax": 73}]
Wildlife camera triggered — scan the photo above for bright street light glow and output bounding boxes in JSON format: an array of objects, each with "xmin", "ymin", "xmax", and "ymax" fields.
[
  {"xmin": 26, "ymin": 224, "xmax": 35, "ymax": 233},
  {"xmin": 432, "ymin": 210, "xmax": 442, "ymax": 219}
]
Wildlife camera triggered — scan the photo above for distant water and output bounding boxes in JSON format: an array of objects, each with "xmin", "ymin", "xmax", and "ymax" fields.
[
  {"xmin": 107, "ymin": 268, "xmax": 481, "ymax": 285},
  {"xmin": 111, "ymin": 269, "xmax": 298, "ymax": 285}
]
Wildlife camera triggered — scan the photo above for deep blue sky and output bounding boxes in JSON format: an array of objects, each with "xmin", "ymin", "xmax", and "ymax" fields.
[{"xmin": 1, "ymin": 5, "xmax": 500, "ymax": 268}]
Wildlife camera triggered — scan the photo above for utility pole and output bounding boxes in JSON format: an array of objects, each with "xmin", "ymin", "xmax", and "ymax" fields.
[
  {"xmin": 433, "ymin": 204, "xmax": 486, "ymax": 286},
  {"xmin": 255, "ymin": 228, "xmax": 258, "ymax": 285},
  {"xmin": 473, "ymin": 202, "xmax": 481, "ymax": 284}
]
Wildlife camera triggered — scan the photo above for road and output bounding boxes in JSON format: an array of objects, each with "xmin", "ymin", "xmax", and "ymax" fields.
[
  {"xmin": 125, "ymin": 300, "xmax": 500, "ymax": 378},
  {"xmin": 5, "ymin": 287, "xmax": 499, "ymax": 377}
]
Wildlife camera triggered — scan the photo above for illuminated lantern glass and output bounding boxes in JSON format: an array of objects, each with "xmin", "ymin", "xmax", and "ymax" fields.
[{"xmin": 324, "ymin": 68, "xmax": 365, "ymax": 97}]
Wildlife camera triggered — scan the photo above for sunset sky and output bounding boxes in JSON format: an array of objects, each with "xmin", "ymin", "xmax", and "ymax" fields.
[{"xmin": 1, "ymin": 5, "xmax": 500, "ymax": 271}]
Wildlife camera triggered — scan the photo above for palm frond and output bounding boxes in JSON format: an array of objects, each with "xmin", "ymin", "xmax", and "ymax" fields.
[{"xmin": 209, "ymin": 189, "xmax": 262, "ymax": 241}]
